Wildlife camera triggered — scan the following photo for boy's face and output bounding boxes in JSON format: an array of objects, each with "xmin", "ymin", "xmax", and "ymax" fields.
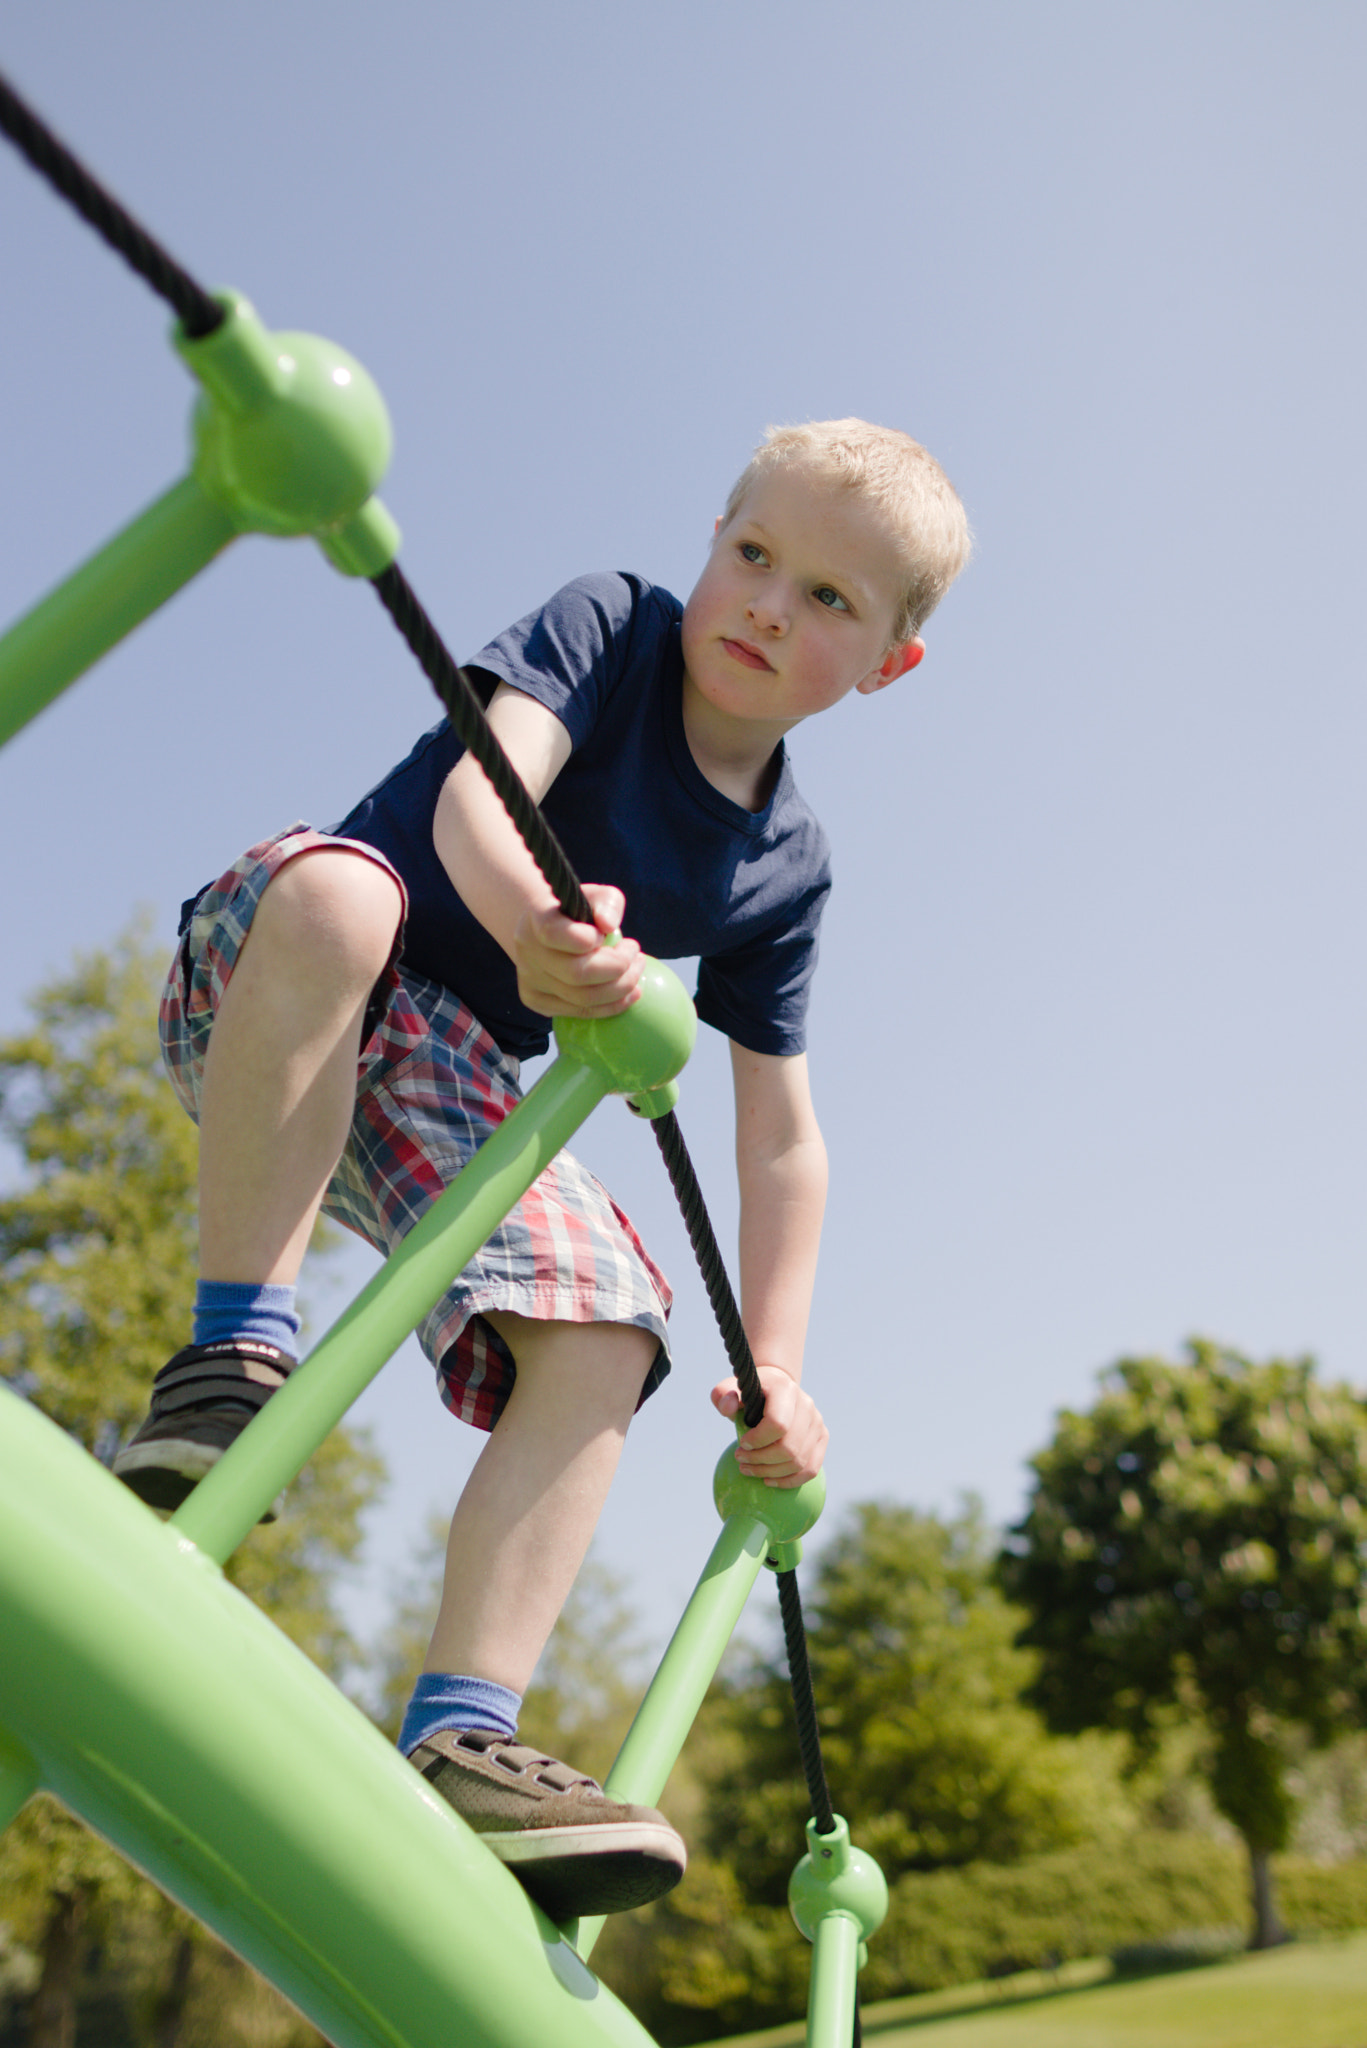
[{"xmin": 680, "ymin": 467, "xmax": 922, "ymax": 744}]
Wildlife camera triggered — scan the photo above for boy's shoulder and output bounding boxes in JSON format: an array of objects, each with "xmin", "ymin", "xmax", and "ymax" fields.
[
  {"xmin": 503, "ymin": 569, "xmax": 681, "ymax": 649},
  {"xmin": 469, "ymin": 572, "xmax": 682, "ymax": 736}
]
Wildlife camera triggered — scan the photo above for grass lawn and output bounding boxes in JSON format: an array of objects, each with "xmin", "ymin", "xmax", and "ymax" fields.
[{"xmin": 724, "ymin": 1933, "xmax": 1367, "ymax": 2048}]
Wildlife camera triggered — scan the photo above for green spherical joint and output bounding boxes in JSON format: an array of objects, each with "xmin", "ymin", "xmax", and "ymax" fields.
[
  {"xmin": 712, "ymin": 1443, "xmax": 825, "ymax": 1543},
  {"xmin": 178, "ymin": 291, "xmax": 394, "ymax": 537},
  {"xmin": 625, "ymin": 1079, "xmax": 682, "ymax": 1120},
  {"xmin": 788, "ymin": 1817, "xmax": 888, "ymax": 1945},
  {"xmin": 554, "ymin": 960, "xmax": 696, "ymax": 1096}
]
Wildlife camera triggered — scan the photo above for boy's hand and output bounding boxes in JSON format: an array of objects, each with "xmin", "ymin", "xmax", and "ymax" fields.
[
  {"xmin": 512, "ymin": 883, "xmax": 644, "ymax": 1019},
  {"xmin": 710, "ymin": 1365, "xmax": 828, "ymax": 1487}
]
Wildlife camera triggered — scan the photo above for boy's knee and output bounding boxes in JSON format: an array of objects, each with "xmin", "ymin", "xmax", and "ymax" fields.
[
  {"xmin": 486, "ymin": 1312, "xmax": 656, "ymax": 1396},
  {"xmin": 254, "ymin": 849, "xmax": 403, "ymax": 982}
]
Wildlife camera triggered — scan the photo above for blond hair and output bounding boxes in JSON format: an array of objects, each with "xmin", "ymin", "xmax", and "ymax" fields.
[{"xmin": 721, "ymin": 419, "xmax": 971, "ymax": 644}]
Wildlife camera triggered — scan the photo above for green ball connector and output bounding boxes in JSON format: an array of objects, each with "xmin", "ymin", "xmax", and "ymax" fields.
[
  {"xmin": 176, "ymin": 290, "xmax": 400, "ymax": 575},
  {"xmin": 713, "ymin": 1441, "xmax": 826, "ymax": 1563},
  {"xmin": 554, "ymin": 959, "xmax": 697, "ymax": 1100},
  {"xmin": 788, "ymin": 1815, "xmax": 888, "ymax": 1948}
]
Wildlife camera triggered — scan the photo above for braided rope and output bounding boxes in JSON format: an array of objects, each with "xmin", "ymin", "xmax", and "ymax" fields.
[
  {"xmin": 377, "ymin": 559, "xmax": 848, "ymax": 1870},
  {"xmin": 371, "ymin": 563, "xmax": 594, "ymax": 928},
  {"xmin": 777, "ymin": 1569, "xmax": 836, "ymax": 1835},
  {"xmin": 0, "ymin": 71, "xmax": 222, "ymax": 337},
  {"xmin": 650, "ymin": 1111, "xmax": 765, "ymax": 1428}
]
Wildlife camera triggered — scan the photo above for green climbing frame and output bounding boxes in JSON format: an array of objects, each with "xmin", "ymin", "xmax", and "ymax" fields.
[{"xmin": 0, "ymin": 69, "xmax": 888, "ymax": 2048}]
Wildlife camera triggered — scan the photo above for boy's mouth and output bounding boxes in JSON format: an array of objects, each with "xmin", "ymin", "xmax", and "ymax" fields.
[{"xmin": 722, "ymin": 637, "xmax": 774, "ymax": 672}]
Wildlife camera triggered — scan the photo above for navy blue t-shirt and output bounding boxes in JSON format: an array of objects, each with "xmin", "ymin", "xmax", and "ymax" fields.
[{"xmin": 332, "ymin": 573, "xmax": 832, "ymax": 1062}]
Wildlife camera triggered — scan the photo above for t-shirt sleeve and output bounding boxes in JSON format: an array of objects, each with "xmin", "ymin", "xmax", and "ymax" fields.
[
  {"xmin": 466, "ymin": 572, "xmax": 642, "ymax": 749},
  {"xmin": 694, "ymin": 867, "xmax": 831, "ymax": 1057}
]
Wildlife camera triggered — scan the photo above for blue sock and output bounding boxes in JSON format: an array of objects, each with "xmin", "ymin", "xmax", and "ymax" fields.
[
  {"xmin": 193, "ymin": 1280, "xmax": 301, "ymax": 1359},
  {"xmin": 398, "ymin": 1673, "xmax": 523, "ymax": 1756}
]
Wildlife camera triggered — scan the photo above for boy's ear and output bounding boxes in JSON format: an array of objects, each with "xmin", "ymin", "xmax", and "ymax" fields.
[{"xmin": 858, "ymin": 638, "xmax": 925, "ymax": 694}]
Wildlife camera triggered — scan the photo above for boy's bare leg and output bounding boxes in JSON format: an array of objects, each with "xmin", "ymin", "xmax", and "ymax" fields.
[
  {"xmin": 404, "ymin": 1290, "xmax": 688, "ymax": 1920},
  {"xmin": 196, "ymin": 849, "xmax": 404, "ymax": 1285},
  {"xmin": 425, "ymin": 1313, "xmax": 656, "ymax": 1694}
]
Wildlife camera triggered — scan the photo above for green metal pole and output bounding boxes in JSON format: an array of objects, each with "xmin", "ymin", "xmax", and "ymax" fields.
[
  {"xmin": 0, "ymin": 474, "xmax": 236, "ymax": 746},
  {"xmin": 804, "ymin": 1914, "xmax": 862, "ymax": 2048},
  {"xmin": 571, "ymin": 1511, "xmax": 769, "ymax": 1961},
  {"xmin": 0, "ymin": 1382, "xmax": 657, "ymax": 2048},
  {"xmin": 605, "ymin": 1513, "xmax": 770, "ymax": 1811},
  {"xmin": 789, "ymin": 1816, "xmax": 888, "ymax": 2048},
  {"xmin": 172, "ymin": 957, "xmax": 698, "ymax": 1564},
  {"xmin": 173, "ymin": 1051, "xmax": 610, "ymax": 1562},
  {"xmin": 0, "ymin": 289, "xmax": 403, "ymax": 751},
  {"xmin": 574, "ymin": 1449, "xmax": 827, "ymax": 1960}
]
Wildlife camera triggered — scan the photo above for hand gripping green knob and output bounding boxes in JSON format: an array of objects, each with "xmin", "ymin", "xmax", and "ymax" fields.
[{"xmin": 553, "ymin": 958, "xmax": 697, "ymax": 1110}]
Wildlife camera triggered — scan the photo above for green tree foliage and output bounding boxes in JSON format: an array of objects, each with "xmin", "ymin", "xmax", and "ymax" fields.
[
  {"xmin": 699, "ymin": 1501, "xmax": 1128, "ymax": 1909},
  {"xmin": 0, "ymin": 931, "xmax": 383, "ymax": 2047},
  {"xmin": 999, "ymin": 1340, "xmax": 1367, "ymax": 1948}
]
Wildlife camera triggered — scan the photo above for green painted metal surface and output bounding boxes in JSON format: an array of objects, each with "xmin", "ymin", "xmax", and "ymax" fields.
[
  {"xmin": 0, "ymin": 474, "xmax": 235, "ymax": 745},
  {"xmin": 0, "ymin": 1382, "xmax": 657, "ymax": 2048},
  {"xmin": 788, "ymin": 1815, "xmax": 888, "ymax": 1947},
  {"xmin": 0, "ymin": 289, "xmax": 399, "ymax": 751},
  {"xmin": 179, "ymin": 291, "xmax": 401, "ymax": 575},
  {"xmin": 789, "ymin": 1815, "xmax": 888, "ymax": 2048},
  {"xmin": 803, "ymin": 1913, "xmax": 862, "ymax": 2048}
]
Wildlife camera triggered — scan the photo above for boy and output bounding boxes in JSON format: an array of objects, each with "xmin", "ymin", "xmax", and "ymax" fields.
[{"xmin": 116, "ymin": 419, "xmax": 970, "ymax": 1920}]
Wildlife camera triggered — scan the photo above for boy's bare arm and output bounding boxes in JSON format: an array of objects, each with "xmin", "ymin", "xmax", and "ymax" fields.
[
  {"xmin": 433, "ymin": 682, "xmax": 643, "ymax": 1018},
  {"xmin": 711, "ymin": 1045, "xmax": 829, "ymax": 1486}
]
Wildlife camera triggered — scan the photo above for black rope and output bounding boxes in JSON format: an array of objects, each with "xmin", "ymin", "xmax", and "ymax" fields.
[
  {"xmin": 370, "ymin": 563, "xmax": 594, "ymax": 927},
  {"xmin": 650, "ymin": 1111, "xmax": 765, "ymax": 1428},
  {"xmin": 778, "ymin": 1570, "xmax": 858, "ymax": 2046},
  {"xmin": 0, "ymin": 72, "xmax": 223, "ymax": 337},
  {"xmin": 777, "ymin": 1570, "xmax": 836, "ymax": 1835}
]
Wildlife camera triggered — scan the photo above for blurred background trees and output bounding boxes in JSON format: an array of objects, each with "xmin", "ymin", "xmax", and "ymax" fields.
[
  {"xmin": 999, "ymin": 1341, "xmax": 1367, "ymax": 1949},
  {"xmin": 698, "ymin": 1500, "xmax": 1128, "ymax": 1905}
]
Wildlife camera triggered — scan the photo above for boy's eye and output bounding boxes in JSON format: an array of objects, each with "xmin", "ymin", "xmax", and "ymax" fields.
[
  {"xmin": 814, "ymin": 586, "xmax": 849, "ymax": 612},
  {"xmin": 739, "ymin": 541, "xmax": 768, "ymax": 565}
]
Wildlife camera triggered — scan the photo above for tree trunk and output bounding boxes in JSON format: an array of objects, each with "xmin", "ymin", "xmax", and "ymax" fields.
[
  {"xmin": 1247, "ymin": 1840, "xmax": 1288, "ymax": 1950},
  {"xmin": 27, "ymin": 1886, "xmax": 91, "ymax": 2048},
  {"xmin": 153, "ymin": 1931, "xmax": 197, "ymax": 2048}
]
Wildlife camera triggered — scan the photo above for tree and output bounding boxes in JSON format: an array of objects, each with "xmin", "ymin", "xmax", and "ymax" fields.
[
  {"xmin": 700, "ymin": 1501, "xmax": 1127, "ymax": 1907},
  {"xmin": 0, "ymin": 930, "xmax": 383, "ymax": 2046},
  {"xmin": 999, "ymin": 1339, "xmax": 1367, "ymax": 1949}
]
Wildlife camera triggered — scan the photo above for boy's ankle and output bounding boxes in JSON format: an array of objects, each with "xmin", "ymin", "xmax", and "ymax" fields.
[
  {"xmin": 193, "ymin": 1279, "xmax": 300, "ymax": 1358},
  {"xmin": 398, "ymin": 1673, "xmax": 522, "ymax": 1754}
]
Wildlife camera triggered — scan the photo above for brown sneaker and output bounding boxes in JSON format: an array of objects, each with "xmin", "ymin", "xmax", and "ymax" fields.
[{"xmin": 409, "ymin": 1729, "xmax": 686, "ymax": 1920}]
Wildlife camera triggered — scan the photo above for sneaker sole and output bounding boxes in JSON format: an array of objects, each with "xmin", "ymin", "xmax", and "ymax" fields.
[
  {"xmin": 482, "ymin": 1820, "xmax": 686, "ymax": 1920},
  {"xmin": 113, "ymin": 1441, "xmax": 283, "ymax": 1522}
]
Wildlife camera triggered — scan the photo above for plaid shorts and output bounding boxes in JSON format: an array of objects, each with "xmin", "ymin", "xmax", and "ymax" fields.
[{"xmin": 160, "ymin": 826, "xmax": 672, "ymax": 1431}]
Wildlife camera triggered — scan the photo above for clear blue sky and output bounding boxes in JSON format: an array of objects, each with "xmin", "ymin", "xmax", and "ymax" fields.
[{"xmin": 3, "ymin": 3, "xmax": 1365, "ymax": 1659}]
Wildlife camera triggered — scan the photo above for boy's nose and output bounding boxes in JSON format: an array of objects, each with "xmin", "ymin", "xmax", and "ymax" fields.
[{"xmin": 745, "ymin": 590, "xmax": 790, "ymax": 634}]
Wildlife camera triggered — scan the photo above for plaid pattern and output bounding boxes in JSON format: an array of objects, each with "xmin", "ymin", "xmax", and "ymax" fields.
[{"xmin": 160, "ymin": 826, "xmax": 672, "ymax": 1431}]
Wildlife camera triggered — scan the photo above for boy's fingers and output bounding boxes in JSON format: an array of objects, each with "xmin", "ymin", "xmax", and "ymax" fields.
[{"xmin": 582, "ymin": 881, "xmax": 627, "ymax": 936}]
